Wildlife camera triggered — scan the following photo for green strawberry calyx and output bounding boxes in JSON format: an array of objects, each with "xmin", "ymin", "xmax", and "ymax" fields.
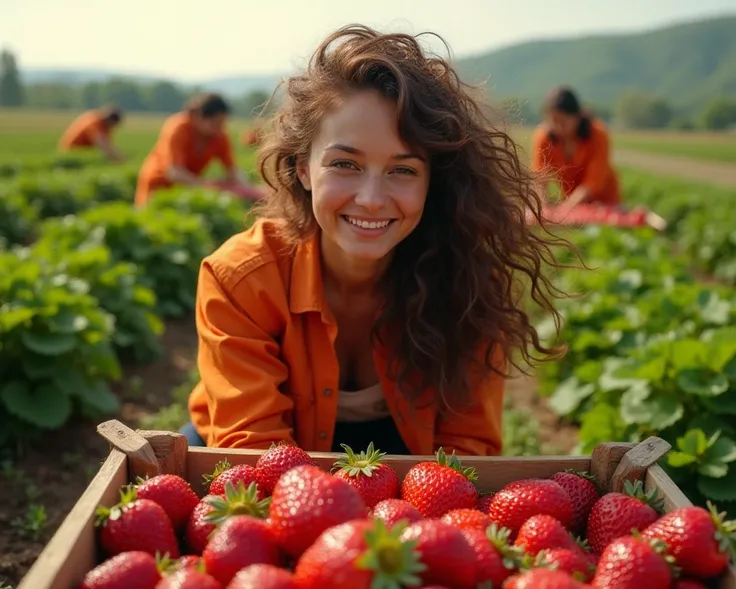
[
  {"xmin": 562, "ymin": 468, "xmax": 597, "ymax": 483},
  {"xmin": 435, "ymin": 447, "xmax": 478, "ymax": 483},
  {"xmin": 623, "ymin": 479, "xmax": 665, "ymax": 514},
  {"xmin": 355, "ymin": 519, "xmax": 427, "ymax": 587},
  {"xmin": 708, "ymin": 501, "xmax": 736, "ymax": 562},
  {"xmin": 201, "ymin": 459, "xmax": 232, "ymax": 489},
  {"xmin": 332, "ymin": 442, "xmax": 387, "ymax": 478},
  {"xmin": 486, "ymin": 523, "xmax": 525, "ymax": 570},
  {"xmin": 94, "ymin": 484, "xmax": 138, "ymax": 527},
  {"xmin": 203, "ymin": 480, "xmax": 271, "ymax": 526}
]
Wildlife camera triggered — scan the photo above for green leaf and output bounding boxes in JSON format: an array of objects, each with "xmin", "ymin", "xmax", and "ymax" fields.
[
  {"xmin": 698, "ymin": 463, "xmax": 729, "ymax": 478},
  {"xmin": 704, "ymin": 436, "xmax": 736, "ymax": 465},
  {"xmin": 676, "ymin": 369, "xmax": 730, "ymax": 397},
  {"xmin": 20, "ymin": 331, "xmax": 77, "ymax": 356},
  {"xmin": 0, "ymin": 306, "xmax": 35, "ymax": 331},
  {"xmin": 75, "ymin": 380, "xmax": 120, "ymax": 414},
  {"xmin": 0, "ymin": 381, "xmax": 72, "ymax": 429},
  {"xmin": 49, "ymin": 310, "xmax": 90, "ymax": 334},
  {"xmin": 667, "ymin": 452, "xmax": 698, "ymax": 467},
  {"xmin": 549, "ymin": 378, "xmax": 596, "ymax": 416},
  {"xmin": 620, "ymin": 384, "xmax": 683, "ymax": 430},
  {"xmin": 701, "ymin": 392, "xmax": 736, "ymax": 416},
  {"xmin": 677, "ymin": 429, "xmax": 709, "ymax": 456},
  {"xmin": 697, "ymin": 466, "xmax": 736, "ymax": 502}
]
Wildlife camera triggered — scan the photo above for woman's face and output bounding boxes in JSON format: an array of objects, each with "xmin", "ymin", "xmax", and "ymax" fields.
[
  {"xmin": 546, "ymin": 109, "xmax": 580, "ymax": 139},
  {"xmin": 297, "ymin": 90, "xmax": 430, "ymax": 265},
  {"xmin": 194, "ymin": 112, "xmax": 227, "ymax": 137}
]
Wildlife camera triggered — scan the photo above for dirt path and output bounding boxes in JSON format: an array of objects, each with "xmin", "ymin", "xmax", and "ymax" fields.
[{"xmin": 614, "ymin": 149, "xmax": 736, "ymax": 188}]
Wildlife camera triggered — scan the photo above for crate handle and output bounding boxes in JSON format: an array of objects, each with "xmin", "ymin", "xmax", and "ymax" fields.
[
  {"xmin": 97, "ymin": 419, "xmax": 162, "ymax": 480},
  {"xmin": 610, "ymin": 436, "xmax": 672, "ymax": 494}
]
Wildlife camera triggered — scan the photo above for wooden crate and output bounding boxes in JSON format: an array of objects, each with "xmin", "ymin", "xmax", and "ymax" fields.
[{"xmin": 19, "ymin": 420, "xmax": 736, "ymax": 589}]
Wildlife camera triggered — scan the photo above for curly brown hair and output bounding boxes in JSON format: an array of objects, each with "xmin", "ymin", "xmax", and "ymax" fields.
[{"xmin": 256, "ymin": 24, "xmax": 567, "ymax": 412}]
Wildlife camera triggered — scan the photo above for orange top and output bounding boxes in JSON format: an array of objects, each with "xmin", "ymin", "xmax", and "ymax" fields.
[
  {"xmin": 135, "ymin": 112, "xmax": 235, "ymax": 207},
  {"xmin": 531, "ymin": 119, "xmax": 621, "ymax": 205},
  {"xmin": 59, "ymin": 111, "xmax": 109, "ymax": 149},
  {"xmin": 188, "ymin": 218, "xmax": 506, "ymax": 456}
]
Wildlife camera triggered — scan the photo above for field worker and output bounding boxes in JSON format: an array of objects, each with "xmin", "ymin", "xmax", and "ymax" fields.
[
  {"xmin": 58, "ymin": 105, "xmax": 124, "ymax": 162},
  {"xmin": 531, "ymin": 86, "xmax": 621, "ymax": 210},
  {"xmin": 134, "ymin": 93, "xmax": 255, "ymax": 207},
  {"xmin": 179, "ymin": 25, "xmax": 564, "ymax": 455}
]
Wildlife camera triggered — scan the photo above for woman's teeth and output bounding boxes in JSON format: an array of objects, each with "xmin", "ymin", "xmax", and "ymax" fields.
[{"xmin": 345, "ymin": 216, "xmax": 392, "ymax": 229}]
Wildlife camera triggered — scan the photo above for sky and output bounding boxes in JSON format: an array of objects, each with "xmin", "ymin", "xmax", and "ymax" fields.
[{"xmin": 1, "ymin": 0, "xmax": 734, "ymax": 81}]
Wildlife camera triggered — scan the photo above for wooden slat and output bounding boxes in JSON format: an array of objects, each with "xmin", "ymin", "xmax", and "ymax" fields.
[
  {"xmin": 18, "ymin": 450, "xmax": 128, "ymax": 589},
  {"xmin": 610, "ymin": 436, "xmax": 671, "ymax": 493},
  {"xmin": 646, "ymin": 465, "xmax": 736, "ymax": 589},
  {"xmin": 590, "ymin": 442, "xmax": 636, "ymax": 494},
  {"xmin": 186, "ymin": 447, "xmax": 592, "ymax": 496}
]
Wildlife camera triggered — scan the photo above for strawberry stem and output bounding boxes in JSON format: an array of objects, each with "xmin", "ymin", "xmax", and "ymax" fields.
[
  {"xmin": 562, "ymin": 468, "xmax": 597, "ymax": 483},
  {"xmin": 202, "ymin": 459, "xmax": 232, "ymax": 489},
  {"xmin": 708, "ymin": 501, "xmax": 736, "ymax": 563},
  {"xmin": 623, "ymin": 479, "xmax": 664, "ymax": 513},
  {"xmin": 355, "ymin": 519, "xmax": 426, "ymax": 587},
  {"xmin": 435, "ymin": 447, "xmax": 478, "ymax": 482},
  {"xmin": 332, "ymin": 442, "xmax": 386, "ymax": 477},
  {"xmin": 203, "ymin": 481, "xmax": 271, "ymax": 526}
]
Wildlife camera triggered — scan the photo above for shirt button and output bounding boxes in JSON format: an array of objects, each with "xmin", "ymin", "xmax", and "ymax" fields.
[
  {"xmin": 323, "ymin": 388, "xmax": 332, "ymax": 397},
  {"xmin": 319, "ymin": 431, "xmax": 327, "ymax": 439}
]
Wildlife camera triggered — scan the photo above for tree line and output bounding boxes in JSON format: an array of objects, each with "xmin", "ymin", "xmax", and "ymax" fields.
[
  {"xmin": 2, "ymin": 48, "xmax": 735, "ymax": 130},
  {"xmin": 0, "ymin": 49, "xmax": 273, "ymax": 118}
]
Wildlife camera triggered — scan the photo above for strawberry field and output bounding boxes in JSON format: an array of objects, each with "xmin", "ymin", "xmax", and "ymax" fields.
[{"xmin": 1, "ymin": 112, "xmax": 736, "ymax": 586}]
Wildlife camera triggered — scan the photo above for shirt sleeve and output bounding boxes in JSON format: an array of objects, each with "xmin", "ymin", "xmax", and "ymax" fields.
[
  {"xmin": 433, "ymin": 346, "xmax": 505, "ymax": 456},
  {"xmin": 531, "ymin": 127, "xmax": 552, "ymax": 173},
  {"xmin": 580, "ymin": 126, "xmax": 612, "ymax": 196},
  {"xmin": 160, "ymin": 119, "xmax": 189, "ymax": 168},
  {"xmin": 216, "ymin": 133, "xmax": 235, "ymax": 168},
  {"xmin": 193, "ymin": 259, "xmax": 296, "ymax": 449}
]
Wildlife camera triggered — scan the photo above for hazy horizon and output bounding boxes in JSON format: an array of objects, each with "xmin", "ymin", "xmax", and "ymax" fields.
[{"xmin": 3, "ymin": 0, "xmax": 735, "ymax": 81}]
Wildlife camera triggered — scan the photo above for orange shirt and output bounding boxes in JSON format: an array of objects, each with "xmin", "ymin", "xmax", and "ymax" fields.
[
  {"xmin": 188, "ymin": 218, "xmax": 506, "ymax": 456},
  {"xmin": 135, "ymin": 113, "xmax": 235, "ymax": 207},
  {"xmin": 59, "ymin": 111, "xmax": 109, "ymax": 149},
  {"xmin": 531, "ymin": 119, "xmax": 621, "ymax": 206}
]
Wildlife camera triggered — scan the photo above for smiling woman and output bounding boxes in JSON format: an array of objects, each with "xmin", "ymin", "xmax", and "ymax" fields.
[{"xmin": 182, "ymin": 24, "xmax": 567, "ymax": 456}]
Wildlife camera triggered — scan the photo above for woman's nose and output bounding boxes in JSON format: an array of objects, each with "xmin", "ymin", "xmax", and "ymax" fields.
[{"xmin": 354, "ymin": 174, "xmax": 387, "ymax": 211}]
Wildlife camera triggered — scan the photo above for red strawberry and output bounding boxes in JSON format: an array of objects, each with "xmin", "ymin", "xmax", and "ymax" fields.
[
  {"xmin": 255, "ymin": 443, "xmax": 317, "ymax": 496},
  {"xmin": 372, "ymin": 498, "xmax": 423, "ymax": 527},
  {"xmin": 268, "ymin": 464, "xmax": 367, "ymax": 558},
  {"xmin": 399, "ymin": 519, "xmax": 477, "ymax": 589},
  {"xmin": 550, "ymin": 470, "xmax": 599, "ymax": 534},
  {"xmin": 641, "ymin": 503, "xmax": 736, "ymax": 579},
  {"xmin": 514, "ymin": 514, "xmax": 580, "ymax": 556},
  {"xmin": 487, "ymin": 479, "xmax": 574, "ymax": 539},
  {"xmin": 185, "ymin": 481, "xmax": 270, "ymax": 555},
  {"xmin": 186, "ymin": 496, "xmax": 219, "ymax": 555},
  {"xmin": 441, "ymin": 508, "xmax": 492, "ymax": 532},
  {"xmin": 400, "ymin": 448, "xmax": 478, "ymax": 517},
  {"xmin": 505, "ymin": 568, "xmax": 588, "ymax": 588},
  {"xmin": 332, "ymin": 442, "xmax": 399, "ymax": 508},
  {"xmin": 176, "ymin": 555, "xmax": 203, "ymax": 570},
  {"xmin": 135, "ymin": 474, "xmax": 200, "ymax": 531},
  {"xmin": 228, "ymin": 564, "xmax": 298, "ymax": 588},
  {"xmin": 673, "ymin": 580, "xmax": 709, "ymax": 589},
  {"xmin": 205, "ymin": 460, "xmax": 264, "ymax": 499},
  {"xmin": 586, "ymin": 480, "xmax": 662, "ymax": 554},
  {"xmin": 536, "ymin": 548, "xmax": 596, "ymax": 582},
  {"xmin": 78, "ymin": 551, "xmax": 162, "ymax": 589},
  {"xmin": 96, "ymin": 486, "xmax": 180, "ymax": 558},
  {"xmin": 460, "ymin": 524, "xmax": 520, "ymax": 586},
  {"xmin": 154, "ymin": 568, "xmax": 223, "ymax": 588},
  {"xmin": 591, "ymin": 536, "xmax": 672, "ymax": 589},
  {"xmin": 476, "ymin": 493, "xmax": 495, "ymax": 514},
  {"xmin": 202, "ymin": 515, "xmax": 280, "ymax": 585},
  {"xmin": 293, "ymin": 518, "xmax": 426, "ymax": 588}
]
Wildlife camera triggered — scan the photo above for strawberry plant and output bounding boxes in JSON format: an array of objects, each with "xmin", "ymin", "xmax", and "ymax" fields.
[
  {"xmin": 36, "ymin": 203, "xmax": 214, "ymax": 317},
  {"xmin": 0, "ymin": 250, "xmax": 121, "ymax": 448},
  {"xmin": 28, "ymin": 241, "xmax": 164, "ymax": 363},
  {"xmin": 147, "ymin": 187, "xmax": 251, "ymax": 246},
  {"xmin": 0, "ymin": 187, "xmax": 38, "ymax": 245}
]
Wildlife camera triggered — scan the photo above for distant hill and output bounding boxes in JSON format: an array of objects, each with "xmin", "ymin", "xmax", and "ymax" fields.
[
  {"xmin": 20, "ymin": 14, "xmax": 736, "ymax": 110},
  {"xmin": 455, "ymin": 14, "xmax": 736, "ymax": 113},
  {"xmin": 22, "ymin": 68, "xmax": 283, "ymax": 97}
]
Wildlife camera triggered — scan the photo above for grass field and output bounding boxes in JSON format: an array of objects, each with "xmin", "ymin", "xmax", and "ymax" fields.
[{"xmin": 3, "ymin": 109, "xmax": 735, "ymax": 170}]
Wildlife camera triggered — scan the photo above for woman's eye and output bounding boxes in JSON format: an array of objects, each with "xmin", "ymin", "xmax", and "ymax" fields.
[
  {"xmin": 332, "ymin": 160, "xmax": 357, "ymax": 170},
  {"xmin": 393, "ymin": 166, "xmax": 417, "ymax": 175}
]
